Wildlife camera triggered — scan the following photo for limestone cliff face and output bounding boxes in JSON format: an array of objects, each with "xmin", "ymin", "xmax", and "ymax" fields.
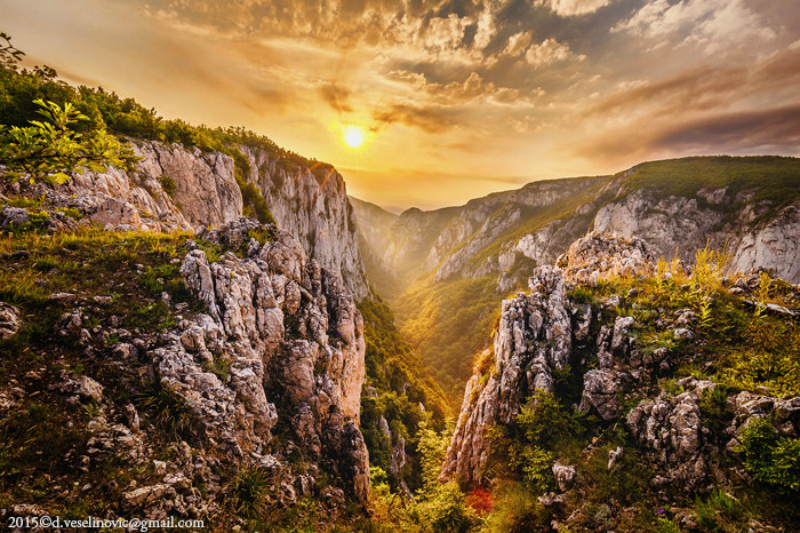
[
  {"xmin": 441, "ymin": 235, "xmax": 651, "ymax": 484},
  {"xmin": 55, "ymin": 140, "xmax": 369, "ymax": 300},
  {"xmin": 164, "ymin": 218, "xmax": 369, "ymax": 504},
  {"xmin": 592, "ymin": 187, "xmax": 800, "ymax": 284},
  {"xmin": 442, "ymin": 265, "xmax": 575, "ymax": 484},
  {"xmin": 442, "ymin": 233, "xmax": 800, "ymax": 496},
  {"xmin": 239, "ymin": 148, "xmax": 369, "ymax": 300}
]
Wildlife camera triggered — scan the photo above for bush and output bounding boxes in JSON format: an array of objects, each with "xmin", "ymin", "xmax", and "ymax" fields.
[
  {"xmin": 424, "ymin": 481, "xmax": 477, "ymax": 533},
  {"xmin": 135, "ymin": 380, "xmax": 196, "ymax": 441},
  {"xmin": 157, "ymin": 174, "xmax": 176, "ymax": 197},
  {"xmin": 230, "ymin": 463, "xmax": 271, "ymax": 518},
  {"xmin": 695, "ymin": 488, "xmax": 743, "ymax": 530},
  {"xmin": 737, "ymin": 418, "xmax": 800, "ymax": 495}
]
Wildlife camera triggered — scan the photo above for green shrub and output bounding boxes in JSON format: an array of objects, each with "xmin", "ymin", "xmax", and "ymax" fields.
[
  {"xmin": 230, "ymin": 463, "xmax": 271, "ymax": 518},
  {"xmin": 424, "ymin": 481, "xmax": 477, "ymax": 533},
  {"xmin": 481, "ymin": 483, "xmax": 550, "ymax": 533},
  {"xmin": 695, "ymin": 489, "xmax": 743, "ymax": 530},
  {"xmin": 135, "ymin": 380, "xmax": 196, "ymax": 441},
  {"xmin": 157, "ymin": 174, "xmax": 176, "ymax": 197},
  {"xmin": 737, "ymin": 418, "xmax": 800, "ymax": 495}
]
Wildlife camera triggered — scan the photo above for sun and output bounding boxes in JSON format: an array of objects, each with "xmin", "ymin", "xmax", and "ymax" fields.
[{"xmin": 343, "ymin": 125, "xmax": 366, "ymax": 148}]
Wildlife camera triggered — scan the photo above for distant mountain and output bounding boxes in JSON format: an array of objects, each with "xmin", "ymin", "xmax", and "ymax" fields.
[{"xmin": 352, "ymin": 156, "xmax": 800, "ymax": 393}]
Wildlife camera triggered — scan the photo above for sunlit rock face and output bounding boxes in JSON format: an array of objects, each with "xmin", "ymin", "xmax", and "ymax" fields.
[
  {"xmin": 55, "ymin": 140, "xmax": 369, "ymax": 299},
  {"xmin": 442, "ymin": 264, "xmax": 573, "ymax": 485},
  {"xmin": 353, "ymin": 173, "xmax": 800, "ymax": 292},
  {"xmin": 238, "ymin": 146, "xmax": 369, "ymax": 300},
  {"xmin": 163, "ymin": 218, "xmax": 369, "ymax": 504},
  {"xmin": 442, "ymin": 235, "xmax": 663, "ymax": 485}
]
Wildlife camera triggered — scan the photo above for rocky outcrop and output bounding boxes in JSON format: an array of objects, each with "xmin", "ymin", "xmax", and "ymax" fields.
[
  {"xmin": 441, "ymin": 265, "xmax": 573, "ymax": 484},
  {"xmin": 443, "ymin": 231, "xmax": 800, "ymax": 502},
  {"xmin": 592, "ymin": 188, "xmax": 800, "ymax": 284},
  {"xmin": 443, "ymin": 235, "xmax": 658, "ymax": 484},
  {"xmin": 154, "ymin": 218, "xmax": 369, "ymax": 503},
  {"xmin": 2, "ymin": 139, "xmax": 370, "ymax": 300},
  {"xmin": 626, "ymin": 378, "xmax": 715, "ymax": 491},
  {"xmin": 731, "ymin": 203, "xmax": 800, "ymax": 283},
  {"xmin": 239, "ymin": 149, "xmax": 369, "ymax": 300}
]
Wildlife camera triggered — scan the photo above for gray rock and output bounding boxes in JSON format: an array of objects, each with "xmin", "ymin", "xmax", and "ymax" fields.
[
  {"xmin": 607, "ymin": 446, "xmax": 623, "ymax": 471},
  {"xmin": 156, "ymin": 219, "xmax": 369, "ymax": 504},
  {"xmin": 579, "ymin": 369, "xmax": 626, "ymax": 421},
  {"xmin": 552, "ymin": 461, "xmax": 576, "ymax": 492},
  {"xmin": 0, "ymin": 302, "xmax": 22, "ymax": 340},
  {"xmin": 0, "ymin": 206, "xmax": 30, "ymax": 228},
  {"xmin": 626, "ymin": 381, "xmax": 709, "ymax": 490},
  {"xmin": 442, "ymin": 265, "xmax": 573, "ymax": 484}
]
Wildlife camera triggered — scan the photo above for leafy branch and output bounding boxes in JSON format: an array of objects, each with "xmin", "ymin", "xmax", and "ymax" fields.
[
  {"xmin": 0, "ymin": 99, "xmax": 138, "ymax": 184},
  {"xmin": 0, "ymin": 32, "xmax": 24, "ymax": 67}
]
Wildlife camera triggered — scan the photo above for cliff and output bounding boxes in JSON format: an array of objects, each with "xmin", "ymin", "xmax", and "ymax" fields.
[
  {"xmin": 441, "ymin": 233, "xmax": 800, "ymax": 530},
  {"xmin": 43, "ymin": 139, "xmax": 370, "ymax": 300},
  {"xmin": 354, "ymin": 157, "xmax": 800, "ymax": 288},
  {"xmin": 0, "ymin": 216, "xmax": 369, "ymax": 525},
  {"xmin": 353, "ymin": 156, "xmax": 800, "ymax": 392}
]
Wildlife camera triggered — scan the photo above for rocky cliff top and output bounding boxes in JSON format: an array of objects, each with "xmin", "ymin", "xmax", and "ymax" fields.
[
  {"xmin": 441, "ymin": 233, "xmax": 800, "ymax": 530},
  {"xmin": 1, "ymin": 138, "xmax": 370, "ymax": 300}
]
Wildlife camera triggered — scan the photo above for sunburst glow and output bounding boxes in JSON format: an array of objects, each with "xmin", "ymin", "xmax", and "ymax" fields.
[{"xmin": 344, "ymin": 126, "xmax": 366, "ymax": 148}]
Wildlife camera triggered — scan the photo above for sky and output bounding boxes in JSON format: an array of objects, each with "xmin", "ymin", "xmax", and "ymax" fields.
[{"xmin": 2, "ymin": 0, "xmax": 800, "ymax": 211}]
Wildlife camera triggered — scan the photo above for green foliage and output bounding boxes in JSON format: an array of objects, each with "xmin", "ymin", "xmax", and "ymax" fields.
[
  {"xmin": 135, "ymin": 380, "xmax": 196, "ymax": 441},
  {"xmin": 512, "ymin": 446, "xmax": 553, "ymax": 494},
  {"xmin": 423, "ymin": 481, "xmax": 477, "ymax": 533},
  {"xmin": 416, "ymin": 421, "xmax": 453, "ymax": 497},
  {"xmin": 618, "ymin": 156, "xmax": 800, "ymax": 216},
  {"xmin": 358, "ymin": 297, "xmax": 449, "ymax": 494},
  {"xmin": 479, "ymin": 483, "xmax": 550, "ymax": 533},
  {"xmin": 202, "ymin": 356, "xmax": 231, "ymax": 382},
  {"xmin": 157, "ymin": 174, "xmax": 176, "ymax": 197},
  {"xmin": 516, "ymin": 392, "xmax": 586, "ymax": 453},
  {"xmin": 692, "ymin": 242, "xmax": 732, "ymax": 295},
  {"xmin": 736, "ymin": 418, "xmax": 800, "ymax": 495},
  {"xmin": 488, "ymin": 393, "xmax": 587, "ymax": 493},
  {"xmin": 695, "ymin": 489, "xmax": 743, "ymax": 531},
  {"xmin": 654, "ymin": 517, "xmax": 681, "ymax": 533},
  {"xmin": 230, "ymin": 463, "xmax": 271, "ymax": 518},
  {"xmin": 396, "ymin": 276, "xmax": 504, "ymax": 396},
  {"xmin": 0, "ymin": 32, "xmax": 24, "ymax": 67},
  {"xmin": 0, "ymin": 99, "xmax": 136, "ymax": 184}
]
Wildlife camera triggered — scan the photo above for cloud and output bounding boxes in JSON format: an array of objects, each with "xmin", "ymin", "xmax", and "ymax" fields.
[
  {"xmin": 655, "ymin": 103, "xmax": 800, "ymax": 153},
  {"xmin": 384, "ymin": 69, "xmax": 543, "ymax": 108},
  {"xmin": 575, "ymin": 102, "xmax": 800, "ymax": 166},
  {"xmin": 319, "ymin": 83, "xmax": 354, "ymax": 114},
  {"xmin": 504, "ymin": 32, "xmax": 532, "ymax": 57},
  {"xmin": 583, "ymin": 66, "xmax": 746, "ymax": 119},
  {"xmin": 525, "ymin": 38, "xmax": 583, "ymax": 67},
  {"xmin": 615, "ymin": 0, "xmax": 775, "ymax": 54},
  {"xmin": 536, "ymin": 0, "xmax": 613, "ymax": 17},
  {"xmin": 372, "ymin": 103, "xmax": 457, "ymax": 133}
]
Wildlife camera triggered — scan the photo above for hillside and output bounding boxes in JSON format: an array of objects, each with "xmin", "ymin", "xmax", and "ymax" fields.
[
  {"xmin": 0, "ymin": 46, "xmax": 447, "ymax": 530},
  {"xmin": 353, "ymin": 157, "xmax": 800, "ymax": 395}
]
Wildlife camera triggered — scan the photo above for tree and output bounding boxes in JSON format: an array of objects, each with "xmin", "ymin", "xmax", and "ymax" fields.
[
  {"xmin": 0, "ymin": 32, "xmax": 24, "ymax": 68},
  {"xmin": 0, "ymin": 98, "xmax": 137, "ymax": 184}
]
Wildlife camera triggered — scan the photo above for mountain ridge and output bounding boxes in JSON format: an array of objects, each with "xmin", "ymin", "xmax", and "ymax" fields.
[{"xmin": 352, "ymin": 155, "xmax": 800, "ymax": 393}]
